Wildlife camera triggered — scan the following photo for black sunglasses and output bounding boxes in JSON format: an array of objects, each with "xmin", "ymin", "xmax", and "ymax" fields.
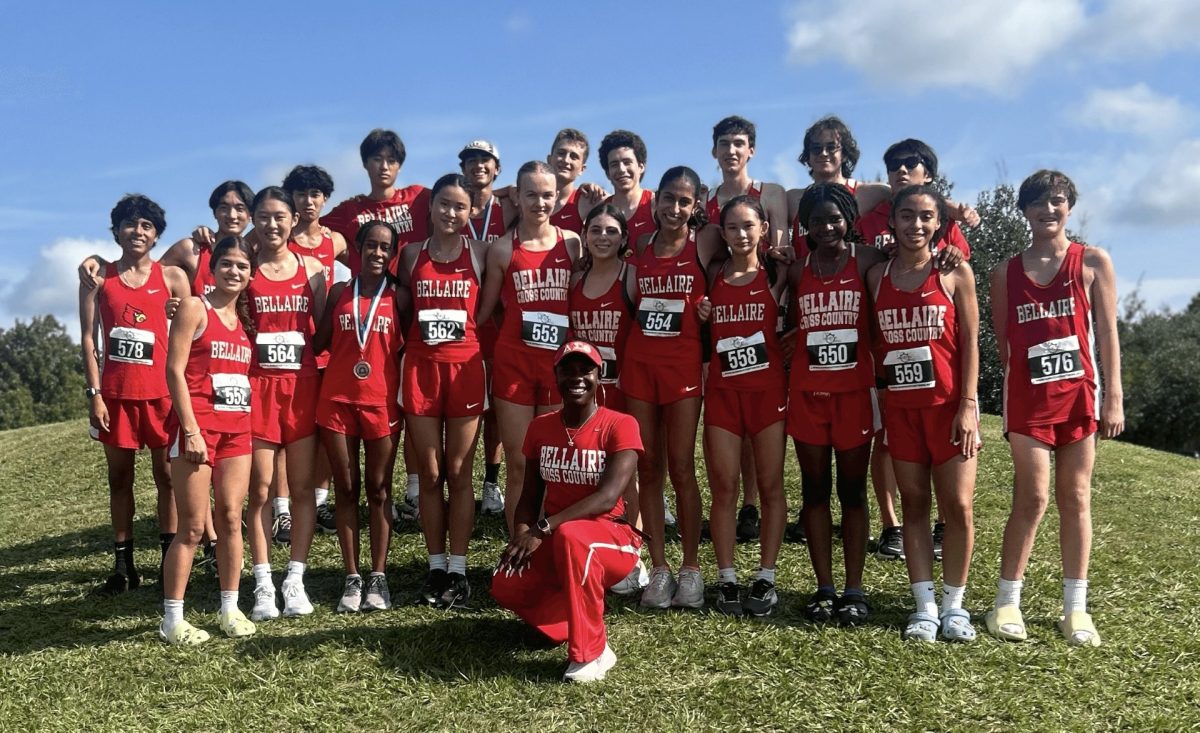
[{"xmin": 885, "ymin": 155, "xmax": 924, "ymax": 173}]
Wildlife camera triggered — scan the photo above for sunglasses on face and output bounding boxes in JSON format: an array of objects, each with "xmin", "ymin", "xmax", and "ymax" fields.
[
  {"xmin": 885, "ymin": 155, "xmax": 924, "ymax": 173},
  {"xmin": 808, "ymin": 143, "xmax": 841, "ymax": 156}
]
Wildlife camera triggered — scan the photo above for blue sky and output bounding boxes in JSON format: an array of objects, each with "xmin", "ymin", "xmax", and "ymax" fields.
[{"xmin": 3, "ymin": 0, "xmax": 1198, "ymax": 337}]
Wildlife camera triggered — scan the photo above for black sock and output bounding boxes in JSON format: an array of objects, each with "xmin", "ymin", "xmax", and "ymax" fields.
[
  {"xmin": 114, "ymin": 540, "xmax": 133, "ymax": 576},
  {"xmin": 484, "ymin": 462, "xmax": 500, "ymax": 484},
  {"xmin": 159, "ymin": 532, "xmax": 175, "ymax": 558}
]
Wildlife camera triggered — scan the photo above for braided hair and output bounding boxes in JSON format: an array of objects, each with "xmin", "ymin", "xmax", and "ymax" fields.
[{"xmin": 796, "ymin": 182, "xmax": 859, "ymax": 236}]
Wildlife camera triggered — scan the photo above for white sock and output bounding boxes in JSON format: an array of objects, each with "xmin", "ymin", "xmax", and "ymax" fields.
[
  {"xmin": 1063, "ymin": 578, "xmax": 1088, "ymax": 615},
  {"xmin": 219, "ymin": 590, "xmax": 239, "ymax": 615},
  {"xmin": 428, "ymin": 553, "xmax": 448, "ymax": 572},
  {"xmin": 756, "ymin": 567, "xmax": 776, "ymax": 584},
  {"xmin": 285, "ymin": 561, "xmax": 306, "ymax": 584},
  {"xmin": 162, "ymin": 598, "xmax": 184, "ymax": 633},
  {"xmin": 273, "ymin": 498, "xmax": 290, "ymax": 517},
  {"xmin": 406, "ymin": 473, "xmax": 420, "ymax": 499},
  {"xmin": 253, "ymin": 563, "xmax": 273, "ymax": 589},
  {"xmin": 912, "ymin": 581, "xmax": 937, "ymax": 617},
  {"xmin": 941, "ymin": 583, "xmax": 966, "ymax": 614},
  {"xmin": 996, "ymin": 578, "xmax": 1023, "ymax": 608},
  {"xmin": 448, "ymin": 554, "xmax": 467, "ymax": 575},
  {"xmin": 718, "ymin": 568, "xmax": 737, "ymax": 584},
  {"xmin": 315, "ymin": 488, "xmax": 329, "ymax": 506}
]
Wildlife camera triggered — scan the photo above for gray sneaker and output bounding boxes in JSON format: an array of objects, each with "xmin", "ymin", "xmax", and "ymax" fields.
[
  {"xmin": 337, "ymin": 575, "xmax": 363, "ymax": 613},
  {"xmin": 610, "ymin": 559, "xmax": 650, "ymax": 596},
  {"xmin": 481, "ymin": 482, "xmax": 504, "ymax": 515},
  {"xmin": 672, "ymin": 567, "xmax": 705, "ymax": 609},
  {"xmin": 743, "ymin": 578, "xmax": 779, "ymax": 617},
  {"xmin": 360, "ymin": 573, "xmax": 392, "ymax": 611},
  {"xmin": 639, "ymin": 567, "xmax": 677, "ymax": 609}
]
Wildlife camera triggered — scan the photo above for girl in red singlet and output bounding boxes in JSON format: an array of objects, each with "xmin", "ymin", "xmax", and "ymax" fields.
[
  {"xmin": 395, "ymin": 174, "xmax": 491, "ymax": 609},
  {"xmin": 243, "ymin": 187, "xmax": 328, "ymax": 622},
  {"xmin": 622, "ymin": 166, "xmax": 725, "ymax": 611},
  {"xmin": 313, "ymin": 220, "xmax": 402, "ymax": 614},
  {"xmin": 786, "ymin": 183, "xmax": 886, "ymax": 625},
  {"xmin": 160, "ymin": 236, "xmax": 256, "ymax": 645},
  {"xmin": 79, "ymin": 195, "xmax": 190, "ymax": 595},
  {"xmin": 986, "ymin": 170, "xmax": 1123, "ymax": 647},
  {"xmin": 704, "ymin": 196, "xmax": 788, "ymax": 618},
  {"xmin": 867, "ymin": 185, "xmax": 980, "ymax": 644},
  {"xmin": 478, "ymin": 161, "xmax": 583, "ymax": 533}
]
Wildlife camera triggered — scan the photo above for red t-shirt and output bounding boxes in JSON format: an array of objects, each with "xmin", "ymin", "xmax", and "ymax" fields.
[
  {"xmin": 322, "ymin": 185, "xmax": 431, "ymax": 275},
  {"xmin": 522, "ymin": 407, "xmax": 644, "ymax": 518}
]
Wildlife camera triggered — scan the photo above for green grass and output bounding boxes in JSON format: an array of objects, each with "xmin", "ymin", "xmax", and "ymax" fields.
[{"xmin": 1, "ymin": 416, "xmax": 1198, "ymax": 732}]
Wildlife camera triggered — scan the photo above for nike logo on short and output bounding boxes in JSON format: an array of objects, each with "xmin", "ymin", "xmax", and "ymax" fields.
[
  {"xmin": 389, "ymin": 420, "xmax": 400, "ymax": 427},
  {"xmin": 467, "ymin": 402, "xmax": 480, "ymax": 409},
  {"xmin": 920, "ymin": 291, "xmax": 936, "ymax": 298},
  {"xmin": 600, "ymin": 301, "xmax": 613, "ymax": 308},
  {"xmin": 455, "ymin": 267, "xmax": 469, "ymax": 273},
  {"xmin": 777, "ymin": 405, "xmax": 786, "ymax": 413},
  {"xmin": 1063, "ymin": 279, "xmax": 1073, "ymax": 286},
  {"xmin": 839, "ymin": 278, "xmax": 854, "ymax": 285},
  {"xmin": 861, "ymin": 428, "xmax": 871, "ymax": 435},
  {"xmin": 750, "ymin": 289, "xmax": 765, "ymax": 296},
  {"xmin": 147, "ymin": 289, "xmax": 161, "ymax": 294},
  {"xmin": 292, "ymin": 283, "xmax": 305, "ymax": 290},
  {"xmin": 684, "ymin": 386, "xmax": 698, "ymax": 392}
]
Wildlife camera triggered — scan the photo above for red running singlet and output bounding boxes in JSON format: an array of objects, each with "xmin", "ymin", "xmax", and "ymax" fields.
[
  {"xmin": 461, "ymin": 197, "xmax": 506, "ymax": 242},
  {"xmin": 705, "ymin": 180, "xmax": 761, "ymax": 225},
  {"xmin": 872, "ymin": 261, "xmax": 959, "ymax": 408},
  {"xmin": 322, "ymin": 278, "xmax": 400, "ymax": 405},
  {"xmin": 1003, "ymin": 242, "xmax": 1097, "ymax": 431},
  {"xmin": 569, "ymin": 267, "xmax": 629, "ymax": 385},
  {"xmin": 185, "ymin": 298, "xmax": 253, "ymax": 433},
  {"xmin": 627, "ymin": 231, "xmax": 706, "ymax": 362},
  {"xmin": 408, "ymin": 237, "xmax": 483, "ymax": 362},
  {"xmin": 248, "ymin": 253, "xmax": 318, "ymax": 378},
  {"xmin": 98, "ymin": 262, "xmax": 171, "ymax": 399},
  {"xmin": 791, "ymin": 245, "xmax": 875, "ymax": 392},
  {"xmin": 289, "ymin": 233, "xmax": 337, "ymax": 291},
  {"xmin": 706, "ymin": 265, "xmax": 783, "ymax": 391},
  {"xmin": 855, "ymin": 200, "xmax": 972, "ymax": 258},
  {"xmin": 607, "ymin": 189, "xmax": 655, "ymax": 245},
  {"xmin": 498, "ymin": 230, "xmax": 572, "ymax": 353},
  {"xmin": 193, "ymin": 244, "xmax": 216, "ymax": 297},
  {"xmin": 549, "ymin": 188, "xmax": 584, "ymax": 234},
  {"xmin": 322, "ymin": 185, "xmax": 431, "ymax": 275}
]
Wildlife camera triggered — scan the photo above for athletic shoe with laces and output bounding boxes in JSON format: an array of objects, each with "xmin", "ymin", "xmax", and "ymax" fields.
[
  {"xmin": 563, "ymin": 644, "xmax": 617, "ymax": 683},
  {"xmin": 419, "ymin": 569, "xmax": 449, "ymax": 606},
  {"xmin": 99, "ymin": 570, "xmax": 139, "ymax": 596},
  {"xmin": 932, "ymin": 521, "xmax": 945, "ymax": 562},
  {"xmin": 610, "ymin": 559, "xmax": 650, "ymax": 596},
  {"xmin": 316, "ymin": 502, "xmax": 337, "ymax": 535},
  {"xmin": 672, "ymin": 567, "xmax": 705, "ymax": 609},
  {"xmin": 736, "ymin": 505, "xmax": 760, "ymax": 543},
  {"xmin": 481, "ymin": 481, "xmax": 504, "ymax": 515},
  {"xmin": 272, "ymin": 512, "xmax": 292, "ymax": 546},
  {"xmin": 337, "ymin": 575, "xmax": 364, "ymax": 613},
  {"xmin": 360, "ymin": 573, "xmax": 392, "ymax": 611},
  {"xmin": 639, "ymin": 567, "xmax": 677, "ymax": 609},
  {"xmin": 250, "ymin": 584, "xmax": 280, "ymax": 621},
  {"xmin": 663, "ymin": 497, "xmax": 676, "ymax": 527},
  {"xmin": 785, "ymin": 516, "xmax": 807, "ymax": 544},
  {"xmin": 436, "ymin": 572, "xmax": 470, "ymax": 609},
  {"xmin": 160, "ymin": 619, "xmax": 210, "ymax": 646},
  {"xmin": 281, "ymin": 578, "xmax": 314, "ymax": 617},
  {"xmin": 716, "ymin": 582, "xmax": 744, "ymax": 617},
  {"xmin": 875, "ymin": 525, "xmax": 905, "ymax": 560},
  {"xmin": 218, "ymin": 609, "xmax": 257, "ymax": 638},
  {"xmin": 744, "ymin": 579, "xmax": 779, "ymax": 617}
]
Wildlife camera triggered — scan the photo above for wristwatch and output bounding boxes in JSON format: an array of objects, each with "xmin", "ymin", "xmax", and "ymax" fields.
[
  {"xmin": 536, "ymin": 518, "xmax": 552, "ymax": 536},
  {"xmin": 84, "ymin": 386, "xmax": 101, "ymax": 399}
]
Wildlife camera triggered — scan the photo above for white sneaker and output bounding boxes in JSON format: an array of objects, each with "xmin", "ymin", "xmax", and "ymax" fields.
[
  {"xmin": 610, "ymin": 559, "xmax": 650, "ymax": 596},
  {"xmin": 639, "ymin": 567, "xmax": 677, "ymax": 609},
  {"xmin": 663, "ymin": 497, "xmax": 677, "ymax": 527},
  {"xmin": 563, "ymin": 644, "xmax": 617, "ymax": 683},
  {"xmin": 481, "ymin": 481, "xmax": 504, "ymax": 515},
  {"xmin": 360, "ymin": 573, "xmax": 392, "ymax": 611},
  {"xmin": 281, "ymin": 577, "xmax": 314, "ymax": 617},
  {"xmin": 337, "ymin": 575, "xmax": 363, "ymax": 613},
  {"xmin": 672, "ymin": 567, "xmax": 705, "ymax": 609},
  {"xmin": 250, "ymin": 583, "xmax": 280, "ymax": 621}
]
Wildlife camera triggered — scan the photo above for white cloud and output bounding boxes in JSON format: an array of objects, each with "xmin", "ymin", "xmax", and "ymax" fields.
[
  {"xmin": 1118, "ymin": 276, "xmax": 1200, "ymax": 314},
  {"xmin": 0, "ymin": 237, "xmax": 118, "ymax": 340},
  {"xmin": 1078, "ymin": 84, "xmax": 1189, "ymax": 138},
  {"xmin": 1087, "ymin": 0, "xmax": 1200, "ymax": 56},
  {"xmin": 1118, "ymin": 138, "xmax": 1200, "ymax": 225},
  {"xmin": 786, "ymin": 0, "xmax": 1087, "ymax": 93}
]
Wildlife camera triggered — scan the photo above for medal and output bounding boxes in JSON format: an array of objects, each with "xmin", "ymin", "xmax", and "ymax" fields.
[
  {"xmin": 467, "ymin": 195, "xmax": 494, "ymax": 241},
  {"xmin": 352, "ymin": 275, "xmax": 388, "ymax": 381},
  {"xmin": 353, "ymin": 360, "xmax": 372, "ymax": 380}
]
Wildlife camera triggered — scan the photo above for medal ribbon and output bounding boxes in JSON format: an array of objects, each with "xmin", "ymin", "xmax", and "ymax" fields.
[
  {"xmin": 353, "ymin": 275, "xmax": 388, "ymax": 355},
  {"xmin": 468, "ymin": 195, "xmax": 495, "ymax": 241}
]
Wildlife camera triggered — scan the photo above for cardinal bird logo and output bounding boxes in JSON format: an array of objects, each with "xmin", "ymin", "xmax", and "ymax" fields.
[{"xmin": 123, "ymin": 305, "xmax": 147, "ymax": 325}]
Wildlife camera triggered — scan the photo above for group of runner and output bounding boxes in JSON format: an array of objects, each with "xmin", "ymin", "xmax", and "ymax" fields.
[{"xmin": 78, "ymin": 116, "xmax": 1123, "ymax": 681}]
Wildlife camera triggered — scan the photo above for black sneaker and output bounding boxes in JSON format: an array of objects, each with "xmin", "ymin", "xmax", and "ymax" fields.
[
  {"xmin": 99, "ymin": 570, "xmax": 139, "ymax": 596},
  {"xmin": 743, "ymin": 578, "xmax": 778, "ymax": 617},
  {"xmin": 736, "ymin": 505, "xmax": 760, "ymax": 543},
  {"xmin": 203, "ymin": 542, "xmax": 218, "ymax": 577},
  {"xmin": 835, "ymin": 592, "xmax": 871, "ymax": 626},
  {"xmin": 804, "ymin": 588, "xmax": 838, "ymax": 622},
  {"xmin": 875, "ymin": 525, "xmax": 904, "ymax": 560},
  {"xmin": 785, "ymin": 516, "xmax": 807, "ymax": 544},
  {"xmin": 272, "ymin": 512, "xmax": 292, "ymax": 546},
  {"xmin": 716, "ymin": 581, "xmax": 744, "ymax": 617},
  {"xmin": 932, "ymin": 522, "xmax": 945, "ymax": 562},
  {"xmin": 437, "ymin": 572, "xmax": 471, "ymax": 609},
  {"xmin": 316, "ymin": 502, "xmax": 337, "ymax": 534},
  {"xmin": 418, "ymin": 569, "xmax": 449, "ymax": 606}
]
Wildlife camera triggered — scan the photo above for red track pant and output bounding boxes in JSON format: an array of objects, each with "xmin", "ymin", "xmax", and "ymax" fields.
[{"xmin": 492, "ymin": 517, "xmax": 640, "ymax": 663}]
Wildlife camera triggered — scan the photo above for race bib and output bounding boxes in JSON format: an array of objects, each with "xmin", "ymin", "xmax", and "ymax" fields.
[
  {"xmin": 637, "ymin": 298, "xmax": 685, "ymax": 337},
  {"xmin": 597, "ymin": 345, "xmax": 619, "ymax": 384},
  {"xmin": 806, "ymin": 329, "xmax": 858, "ymax": 371},
  {"xmin": 1027, "ymin": 335, "xmax": 1084, "ymax": 385},
  {"xmin": 108, "ymin": 327, "xmax": 155, "ymax": 366},
  {"xmin": 418, "ymin": 308, "xmax": 467, "ymax": 345},
  {"xmin": 520, "ymin": 311, "xmax": 569, "ymax": 350},
  {"xmin": 883, "ymin": 346, "xmax": 935, "ymax": 391},
  {"xmin": 255, "ymin": 331, "xmax": 305, "ymax": 370},
  {"xmin": 211, "ymin": 373, "xmax": 251, "ymax": 412},
  {"xmin": 717, "ymin": 331, "xmax": 768, "ymax": 377}
]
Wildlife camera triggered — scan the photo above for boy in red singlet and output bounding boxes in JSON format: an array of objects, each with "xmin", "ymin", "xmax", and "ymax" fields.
[
  {"xmin": 548, "ymin": 128, "xmax": 606, "ymax": 234},
  {"xmin": 786, "ymin": 117, "xmax": 870, "ymax": 252},
  {"xmin": 79, "ymin": 195, "xmax": 191, "ymax": 594},
  {"xmin": 598, "ymin": 130, "xmax": 656, "ymax": 246},
  {"xmin": 986, "ymin": 171, "xmax": 1123, "ymax": 647}
]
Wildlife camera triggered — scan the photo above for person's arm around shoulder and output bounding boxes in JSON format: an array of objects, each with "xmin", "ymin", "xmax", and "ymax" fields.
[{"xmin": 1083, "ymin": 246, "xmax": 1124, "ymax": 439}]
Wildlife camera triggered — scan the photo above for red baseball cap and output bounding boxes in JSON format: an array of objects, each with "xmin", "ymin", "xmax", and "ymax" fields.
[{"xmin": 553, "ymin": 340, "xmax": 603, "ymax": 368}]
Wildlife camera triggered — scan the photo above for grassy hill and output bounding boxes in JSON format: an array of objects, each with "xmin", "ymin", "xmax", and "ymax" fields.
[{"xmin": 1, "ymin": 416, "xmax": 1197, "ymax": 732}]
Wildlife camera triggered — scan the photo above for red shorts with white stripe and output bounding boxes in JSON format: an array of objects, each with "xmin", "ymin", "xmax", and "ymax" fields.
[
  {"xmin": 251, "ymin": 375, "xmax": 319, "ymax": 445},
  {"xmin": 90, "ymin": 395, "xmax": 172, "ymax": 450},
  {"xmin": 787, "ymin": 388, "xmax": 879, "ymax": 451},
  {"xmin": 400, "ymin": 352, "xmax": 489, "ymax": 418},
  {"xmin": 318, "ymin": 399, "xmax": 402, "ymax": 440},
  {"xmin": 704, "ymin": 385, "xmax": 786, "ymax": 438}
]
